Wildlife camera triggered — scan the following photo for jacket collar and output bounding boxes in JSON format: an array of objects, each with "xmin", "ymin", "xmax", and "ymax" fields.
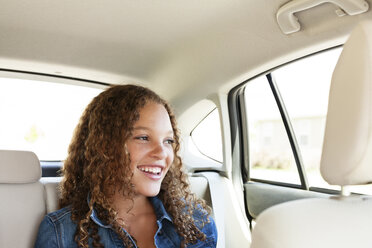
[{"xmin": 89, "ymin": 196, "xmax": 172, "ymax": 228}]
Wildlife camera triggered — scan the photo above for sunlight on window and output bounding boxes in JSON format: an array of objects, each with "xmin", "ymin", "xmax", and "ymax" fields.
[
  {"xmin": 274, "ymin": 48, "xmax": 342, "ymax": 190},
  {"xmin": 191, "ymin": 109, "xmax": 223, "ymax": 163},
  {"xmin": 0, "ymin": 77, "xmax": 103, "ymax": 160},
  {"xmin": 245, "ymin": 48, "xmax": 343, "ymax": 186},
  {"xmin": 245, "ymin": 76, "xmax": 300, "ymax": 184}
]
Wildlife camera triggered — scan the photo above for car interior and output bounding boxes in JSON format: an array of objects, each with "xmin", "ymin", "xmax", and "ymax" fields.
[
  {"xmin": 1, "ymin": 0, "xmax": 372, "ymax": 247},
  {"xmin": 250, "ymin": 20, "xmax": 372, "ymax": 248}
]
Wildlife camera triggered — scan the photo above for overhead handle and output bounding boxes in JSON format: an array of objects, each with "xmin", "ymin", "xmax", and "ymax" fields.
[{"xmin": 277, "ymin": 0, "xmax": 369, "ymax": 34}]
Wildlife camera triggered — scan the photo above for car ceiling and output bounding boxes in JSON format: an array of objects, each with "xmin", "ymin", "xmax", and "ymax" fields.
[{"xmin": 1, "ymin": 0, "xmax": 371, "ymax": 115}]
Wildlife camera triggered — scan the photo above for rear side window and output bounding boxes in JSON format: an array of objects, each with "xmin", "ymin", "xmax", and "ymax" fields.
[
  {"xmin": 245, "ymin": 77, "xmax": 300, "ymax": 184},
  {"xmin": 191, "ymin": 108, "xmax": 223, "ymax": 163},
  {"xmin": 242, "ymin": 47, "xmax": 372, "ymax": 195},
  {"xmin": 0, "ymin": 77, "xmax": 103, "ymax": 161},
  {"xmin": 273, "ymin": 48, "xmax": 340, "ymax": 189},
  {"xmin": 243, "ymin": 48, "xmax": 341, "ymax": 187}
]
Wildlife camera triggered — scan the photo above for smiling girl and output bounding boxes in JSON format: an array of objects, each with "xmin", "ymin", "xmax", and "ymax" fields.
[{"xmin": 34, "ymin": 85, "xmax": 217, "ymax": 248}]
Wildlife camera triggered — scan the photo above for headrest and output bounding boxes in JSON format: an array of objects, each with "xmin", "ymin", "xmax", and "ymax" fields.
[
  {"xmin": 321, "ymin": 21, "xmax": 372, "ymax": 186},
  {"xmin": 0, "ymin": 150, "xmax": 41, "ymax": 183}
]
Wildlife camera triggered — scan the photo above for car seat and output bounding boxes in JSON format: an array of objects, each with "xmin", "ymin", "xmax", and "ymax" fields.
[
  {"xmin": 250, "ymin": 20, "xmax": 372, "ymax": 248},
  {"xmin": 0, "ymin": 150, "xmax": 45, "ymax": 248}
]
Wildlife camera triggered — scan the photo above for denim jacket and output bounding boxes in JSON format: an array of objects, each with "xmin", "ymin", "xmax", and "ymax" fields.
[{"xmin": 34, "ymin": 197, "xmax": 217, "ymax": 248}]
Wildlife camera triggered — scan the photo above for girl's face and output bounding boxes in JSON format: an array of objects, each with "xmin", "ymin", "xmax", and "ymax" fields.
[{"xmin": 126, "ymin": 102, "xmax": 175, "ymax": 197}]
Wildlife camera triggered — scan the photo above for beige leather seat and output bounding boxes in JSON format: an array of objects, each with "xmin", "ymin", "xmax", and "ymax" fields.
[
  {"xmin": 39, "ymin": 176, "xmax": 212, "ymax": 214},
  {"xmin": 0, "ymin": 148, "xmax": 214, "ymax": 247},
  {"xmin": 0, "ymin": 150, "xmax": 45, "ymax": 248},
  {"xmin": 251, "ymin": 20, "xmax": 372, "ymax": 248}
]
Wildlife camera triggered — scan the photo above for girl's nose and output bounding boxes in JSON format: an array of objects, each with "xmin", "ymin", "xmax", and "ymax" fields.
[{"xmin": 150, "ymin": 142, "xmax": 167, "ymax": 159}]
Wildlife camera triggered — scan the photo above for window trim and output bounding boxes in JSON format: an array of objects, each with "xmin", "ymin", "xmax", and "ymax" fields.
[
  {"xmin": 228, "ymin": 46, "xmax": 342, "ymax": 190},
  {"xmin": 0, "ymin": 68, "xmax": 110, "ymax": 87},
  {"xmin": 266, "ymin": 73, "xmax": 309, "ymax": 190}
]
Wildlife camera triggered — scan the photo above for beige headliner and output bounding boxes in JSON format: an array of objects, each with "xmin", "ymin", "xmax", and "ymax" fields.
[{"xmin": 1, "ymin": 0, "xmax": 371, "ymax": 116}]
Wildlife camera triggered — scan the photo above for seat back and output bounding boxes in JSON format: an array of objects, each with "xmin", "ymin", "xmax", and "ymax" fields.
[
  {"xmin": 251, "ymin": 20, "xmax": 372, "ymax": 248},
  {"xmin": 0, "ymin": 149, "xmax": 213, "ymax": 247},
  {"xmin": 0, "ymin": 150, "xmax": 45, "ymax": 248},
  {"xmin": 40, "ymin": 175, "xmax": 213, "ymax": 214}
]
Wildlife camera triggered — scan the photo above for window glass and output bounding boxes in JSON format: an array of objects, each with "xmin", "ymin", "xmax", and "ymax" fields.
[
  {"xmin": 244, "ymin": 76, "xmax": 300, "ymax": 184},
  {"xmin": 273, "ymin": 48, "xmax": 372, "ymax": 195},
  {"xmin": 191, "ymin": 108, "xmax": 223, "ymax": 163},
  {"xmin": 0, "ymin": 77, "xmax": 103, "ymax": 161},
  {"xmin": 244, "ymin": 48, "xmax": 372, "ymax": 194},
  {"xmin": 273, "ymin": 48, "xmax": 339, "ymax": 190}
]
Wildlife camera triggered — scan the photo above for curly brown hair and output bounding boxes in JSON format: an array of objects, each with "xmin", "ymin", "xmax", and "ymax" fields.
[{"xmin": 59, "ymin": 84, "xmax": 211, "ymax": 247}]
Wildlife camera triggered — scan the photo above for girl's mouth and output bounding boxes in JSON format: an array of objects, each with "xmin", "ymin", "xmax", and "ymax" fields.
[{"xmin": 137, "ymin": 165, "xmax": 163, "ymax": 179}]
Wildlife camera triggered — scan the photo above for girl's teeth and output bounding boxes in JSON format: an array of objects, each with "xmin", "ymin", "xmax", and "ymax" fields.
[{"xmin": 140, "ymin": 167, "xmax": 161, "ymax": 174}]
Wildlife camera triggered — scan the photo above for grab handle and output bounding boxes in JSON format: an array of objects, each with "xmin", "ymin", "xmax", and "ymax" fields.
[{"xmin": 277, "ymin": 0, "xmax": 369, "ymax": 34}]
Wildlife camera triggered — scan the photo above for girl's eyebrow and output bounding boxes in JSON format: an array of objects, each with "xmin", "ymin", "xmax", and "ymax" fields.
[
  {"xmin": 133, "ymin": 126, "xmax": 150, "ymax": 131},
  {"xmin": 133, "ymin": 126, "xmax": 174, "ymax": 135}
]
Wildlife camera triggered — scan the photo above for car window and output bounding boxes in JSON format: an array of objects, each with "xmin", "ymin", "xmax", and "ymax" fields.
[
  {"xmin": 191, "ymin": 108, "xmax": 223, "ymax": 163},
  {"xmin": 273, "ymin": 48, "xmax": 341, "ymax": 190},
  {"xmin": 244, "ymin": 76, "xmax": 300, "ymax": 185},
  {"xmin": 274, "ymin": 48, "xmax": 372, "ymax": 195},
  {"xmin": 0, "ymin": 77, "xmax": 103, "ymax": 161},
  {"xmin": 243, "ymin": 48, "xmax": 372, "ymax": 195}
]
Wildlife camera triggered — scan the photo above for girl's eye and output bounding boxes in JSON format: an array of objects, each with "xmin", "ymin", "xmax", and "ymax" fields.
[
  {"xmin": 165, "ymin": 139, "xmax": 175, "ymax": 145},
  {"xmin": 135, "ymin": 136, "xmax": 149, "ymax": 141}
]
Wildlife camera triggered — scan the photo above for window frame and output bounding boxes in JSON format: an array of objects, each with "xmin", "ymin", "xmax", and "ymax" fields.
[{"xmin": 229, "ymin": 46, "xmax": 342, "ymax": 192}]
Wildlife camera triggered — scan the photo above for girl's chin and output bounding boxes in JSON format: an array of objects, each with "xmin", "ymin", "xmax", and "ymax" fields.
[{"xmin": 135, "ymin": 188, "xmax": 161, "ymax": 197}]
